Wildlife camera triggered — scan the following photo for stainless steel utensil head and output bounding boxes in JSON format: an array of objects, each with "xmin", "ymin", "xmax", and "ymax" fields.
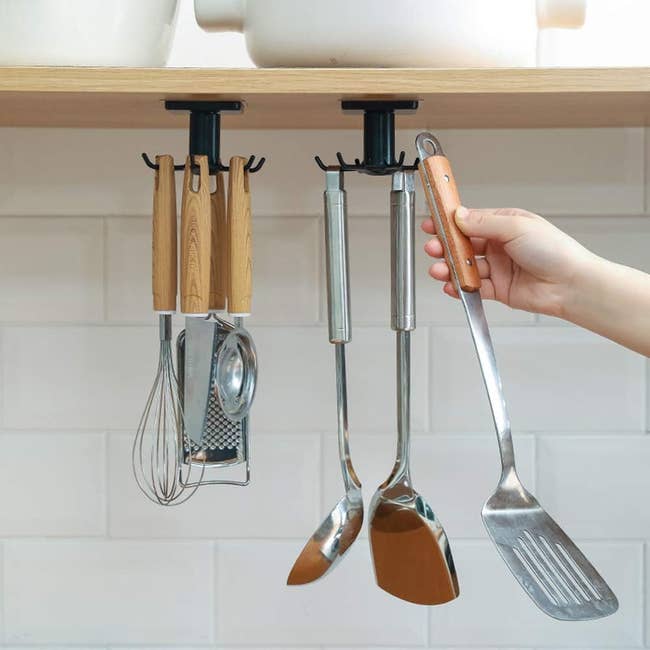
[
  {"xmin": 176, "ymin": 325, "xmax": 250, "ymax": 486},
  {"xmin": 369, "ymin": 481, "xmax": 459, "ymax": 605},
  {"xmin": 287, "ymin": 488, "xmax": 363, "ymax": 585},
  {"xmin": 483, "ymin": 477, "xmax": 618, "ymax": 621},
  {"xmin": 214, "ymin": 321, "xmax": 258, "ymax": 421},
  {"xmin": 184, "ymin": 316, "xmax": 219, "ymax": 446}
]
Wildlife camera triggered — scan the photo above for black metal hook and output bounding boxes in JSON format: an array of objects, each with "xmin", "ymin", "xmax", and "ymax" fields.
[
  {"xmin": 142, "ymin": 152, "xmax": 266, "ymax": 174},
  {"xmin": 315, "ymin": 100, "xmax": 419, "ymax": 176},
  {"xmin": 141, "ymin": 100, "xmax": 266, "ymax": 175}
]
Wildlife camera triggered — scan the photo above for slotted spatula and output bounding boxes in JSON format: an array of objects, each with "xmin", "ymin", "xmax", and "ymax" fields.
[{"xmin": 416, "ymin": 132, "xmax": 618, "ymax": 621}]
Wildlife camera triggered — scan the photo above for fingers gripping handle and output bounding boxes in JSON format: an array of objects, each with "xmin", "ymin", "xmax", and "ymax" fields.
[
  {"xmin": 324, "ymin": 170, "xmax": 351, "ymax": 344},
  {"xmin": 152, "ymin": 154, "xmax": 177, "ymax": 313},
  {"xmin": 416, "ymin": 133, "xmax": 481, "ymax": 293}
]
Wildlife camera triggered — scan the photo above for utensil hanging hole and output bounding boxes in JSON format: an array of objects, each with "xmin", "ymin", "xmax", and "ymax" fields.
[
  {"xmin": 466, "ymin": 259, "xmax": 473, "ymax": 266},
  {"xmin": 444, "ymin": 174, "xmax": 450, "ymax": 182},
  {"xmin": 422, "ymin": 138, "xmax": 437, "ymax": 155}
]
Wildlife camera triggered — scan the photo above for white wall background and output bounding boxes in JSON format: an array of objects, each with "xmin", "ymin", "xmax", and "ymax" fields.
[
  {"xmin": 0, "ymin": 1, "xmax": 649, "ymax": 648},
  {"xmin": 0, "ymin": 123, "xmax": 646, "ymax": 649}
]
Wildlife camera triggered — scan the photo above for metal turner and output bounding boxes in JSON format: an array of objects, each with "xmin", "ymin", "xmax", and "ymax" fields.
[
  {"xmin": 416, "ymin": 132, "xmax": 618, "ymax": 621},
  {"xmin": 368, "ymin": 170, "xmax": 458, "ymax": 605}
]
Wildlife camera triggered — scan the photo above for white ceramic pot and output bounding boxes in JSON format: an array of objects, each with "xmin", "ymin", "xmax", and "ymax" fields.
[
  {"xmin": 194, "ymin": 0, "xmax": 586, "ymax": 68},
  {"xmin": 0, "ymin": 0, "xmax": 179, "ymax": 66}
]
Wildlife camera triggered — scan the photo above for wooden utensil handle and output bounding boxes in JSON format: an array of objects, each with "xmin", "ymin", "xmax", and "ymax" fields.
[
  {"xmin": 181, "ymin": 155, "xmax": 211, "ymax": 315},
  {"xmin": 419, "ymin": 155, "xmax": 481, "ymax": 292},
  {"xmin": 228, "ymin": 156, "xmax": 252, "ymax": 316},
  {"xmin": 152, "ymin": 155, "xmax": 178, "ymax": 312},
  {"xmin": 209, "ymin": 171, "xmax": 228, "ymax": 312}
]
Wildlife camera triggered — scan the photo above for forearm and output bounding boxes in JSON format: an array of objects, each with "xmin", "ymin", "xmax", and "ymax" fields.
[{"xmin": 563, "ymin": 254, "xmax": 650, "ymax": 357}]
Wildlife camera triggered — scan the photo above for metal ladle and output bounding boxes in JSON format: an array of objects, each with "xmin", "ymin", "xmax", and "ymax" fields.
[
  {"xmin": 214, "ymin": 156, "xmax": 258, "ymax": 421},
  {"xmin": 287, "ymin": 168, "xmax": 363, "ymax": 585}
]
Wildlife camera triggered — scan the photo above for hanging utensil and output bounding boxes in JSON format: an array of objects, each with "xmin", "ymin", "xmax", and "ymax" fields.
[
  {"xmin": 214, "ymin": 156, "xmax": 258, "ymax": 422},
  {"xmin": 210, "ymin": 170, "xmax": 229, "ymax": 315},
  {"xmin": 368, "ymin": 170, "xmax": 459, "ymax": 605},
  {"xmin": 287, "ymin": 168, "xmax": 363, "ymax": 586},
  {"xmin": 181, "ymin": 155, "xmax": 214, "ymax": 452},
  {"xmin": 176, "ymin": 165, "xmax": 250, "ymax": 487},
  {"xmin": 416, "ymin": 131, "xmax": 618, "ymax": 620},
  {"xmin": 132, "ymin": 154, "xmax": 197, "ymax": 506}
]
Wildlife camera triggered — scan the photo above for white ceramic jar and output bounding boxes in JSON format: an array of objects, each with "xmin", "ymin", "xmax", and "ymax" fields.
[
  {"xmin": 194, "ymin": 0, "xmax": 586, "ymax": 68},
  {"xmin": 0, "ymin": 0, "xmax": 179, "ymax": 66}
]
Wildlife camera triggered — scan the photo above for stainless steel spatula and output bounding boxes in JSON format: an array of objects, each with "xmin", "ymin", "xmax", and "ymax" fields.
[
  {"xmin": 368, "ymin": 170, "xmax": 458, "ymax": 606},
  {"xmin": 416, "ymin": 132, "xmax": 618, "ymax": 621}
]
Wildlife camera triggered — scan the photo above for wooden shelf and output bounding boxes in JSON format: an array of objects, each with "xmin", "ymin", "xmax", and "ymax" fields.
[{"xmin": 1, "ymin": 66, "xmax": 650, "ymax": 129}]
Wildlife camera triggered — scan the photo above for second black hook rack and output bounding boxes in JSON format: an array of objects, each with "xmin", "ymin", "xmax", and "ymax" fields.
[
  {"xmin": 315, "ymin": 100, "xmax": 419, "ymax": 176},
  {"xmin": 142, "ymin": 100, "xmax": 266, "ymax": 174}
]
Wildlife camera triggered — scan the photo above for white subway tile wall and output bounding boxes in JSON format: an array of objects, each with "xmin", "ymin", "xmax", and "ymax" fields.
[{"xmin": 0, "ymin": 125, "xmax": 646, "ymax": 649}]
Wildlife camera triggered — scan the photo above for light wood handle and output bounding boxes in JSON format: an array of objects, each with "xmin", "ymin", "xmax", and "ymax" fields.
[
  {"xmin": 228, "ymin": 156, "xmax": 252, "ymax": 315},
  {"xmin": 152, "ymin": 155, "xmax": 177, "ymax": 312},
  {"xmin": 209, "ymin": 171, "xmax": 228, "ymax": 312},
  {"xmin": 419, "ymin": 155, "xmax": 481, "ymax": 292},
  {"xmin": 180, "ymin": 155, "xmax": 211, "ymax": 315}
]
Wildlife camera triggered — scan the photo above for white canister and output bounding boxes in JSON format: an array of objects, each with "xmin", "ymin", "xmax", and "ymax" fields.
[{"xmin": 0, "ymin": 0, "xmax": 179, "ymax": 66}]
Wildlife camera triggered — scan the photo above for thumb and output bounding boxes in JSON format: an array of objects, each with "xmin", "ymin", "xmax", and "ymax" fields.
[{"xmin": 455, "ymin": 206, "xmax": 526, "ymax": 245}]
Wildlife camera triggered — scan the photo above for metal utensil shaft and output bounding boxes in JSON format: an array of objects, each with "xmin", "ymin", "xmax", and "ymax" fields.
[
  {"xmin": 390, "ymin": 171, "xmax": 415, "ymax": 483},
  {"xmin": 459, "ymin": 290, "xmax": 515, "ymax": 474},
  {"xmin": 324, "ymin": 169, "xmax": 359, "ymax": 493},
  {"xmin": 324, "ymin": 170, "xmax": 351, "ymax": 344},
  {"xmin": 391, "ymin": 172, "xmax": 416, "ymax": 332}
]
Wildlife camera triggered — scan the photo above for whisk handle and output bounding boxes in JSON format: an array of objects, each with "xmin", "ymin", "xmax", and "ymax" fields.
[{"xmin": 152, "ymin": 155, "xmax": 177, "ymax": 313}]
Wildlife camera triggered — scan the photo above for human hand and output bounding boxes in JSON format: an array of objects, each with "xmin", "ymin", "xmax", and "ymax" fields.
[{"xmin": 422, "ymin": 206, "xmax": 595, "ymax": 317}]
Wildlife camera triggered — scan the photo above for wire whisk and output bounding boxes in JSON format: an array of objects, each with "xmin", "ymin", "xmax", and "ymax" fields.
[
  {"xmin": 132, "ymin": 315, "xmax": 204, "ymax": 505},
  {"xmin": 132, "ymin": 154, "xmax": 204, "ymax": 506}
]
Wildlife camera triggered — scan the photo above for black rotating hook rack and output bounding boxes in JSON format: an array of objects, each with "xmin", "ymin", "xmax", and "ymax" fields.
[
  {"xmin": 142, "ymin": 100, "xmax": 266, "ymax": 174},
  {"xmin": 315, "ymin": 100, "xmax": 419, "ymax": 175}
]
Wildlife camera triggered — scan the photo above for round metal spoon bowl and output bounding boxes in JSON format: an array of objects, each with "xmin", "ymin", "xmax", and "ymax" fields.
[
  {"xmin": 287, "ymin": 488, "xmax": 363, "ymax": 585},
  {"xmin": 214, "ymin": 327, "xmax": 258, "ymax": 422}
]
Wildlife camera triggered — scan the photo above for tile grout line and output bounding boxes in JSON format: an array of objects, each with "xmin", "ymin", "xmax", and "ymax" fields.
[
  {"xmin": 0, "ymin": 537, "xmax": 5, "ymax": 644},
  {"xmin": 0, "ymin": 325, "xmax": 4, "ymax": 431},
  {"xmin": 101, "ymin": 215, "xmax": 109, "ymax": 322},
  {"xmin": 423, "ymin": 325, "xmax": 432, "ymax": 434},
  {"xmin": 642, "ymin": 540, "xmax": 647, "ymax": 648},
  {"xmin": 104, "ymin": 430, "xmax": 111, "ymax": 539},
  {"xmin": 315, "ymin": 211, "xmax": 326, "ymax": 326},
  {"xmin": 532, "ymin": 431, "xmax": 539, "ymax": 494},
  {"xmin": 646, "ymin": 358, "xmax": 650, "ymax": 434},
  {"xmin": 319, "ymin": 431, "xmax": 326, "ymax": 521},
  {"xmin": 211, "ymin": 538, "xmax": 218, "ymax": 646},
  {"xmin": 428, "ymin": 326, "xmax": 436, "ymax": 435},
  {"xmin": 641, "ymin": 126, "xmax": 650, "ymax": 214}
]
